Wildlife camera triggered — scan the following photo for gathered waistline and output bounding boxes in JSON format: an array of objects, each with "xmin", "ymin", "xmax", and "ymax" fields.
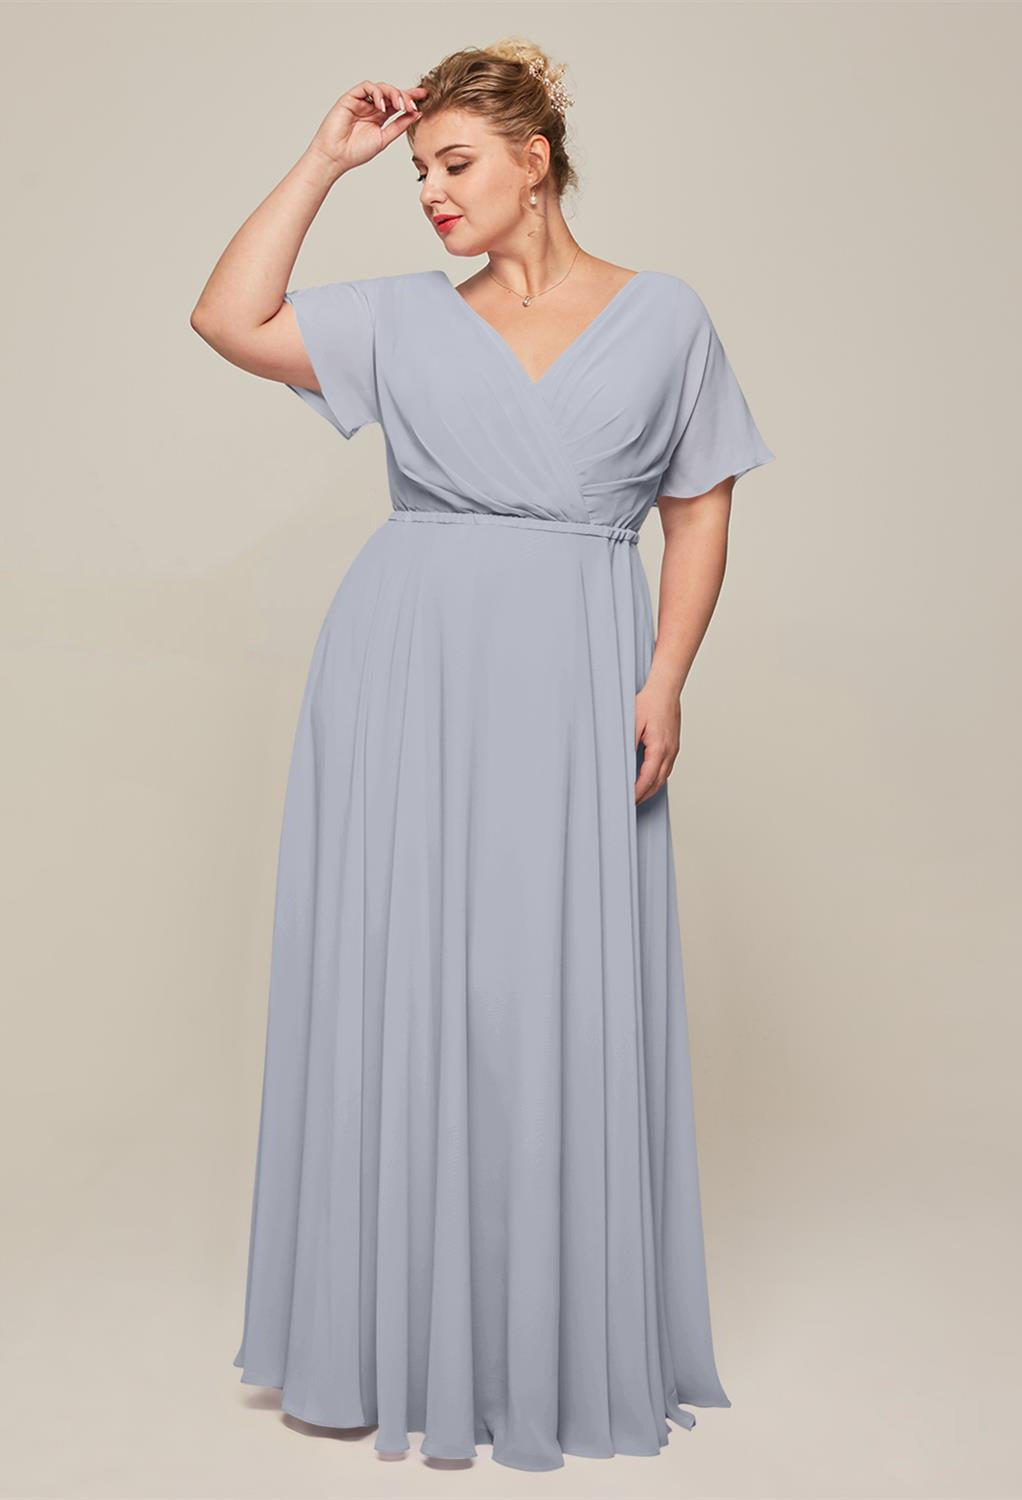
[{"xmin": 387, "ymin": 509, "xmax": 639, "ymax": 545}]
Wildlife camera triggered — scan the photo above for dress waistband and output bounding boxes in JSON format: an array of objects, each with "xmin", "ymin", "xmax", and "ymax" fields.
[{"xmin": 387, "ymin": 509, "xmax": 639, "ymax": 545}]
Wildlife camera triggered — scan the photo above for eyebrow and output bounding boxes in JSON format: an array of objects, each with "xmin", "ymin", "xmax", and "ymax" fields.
[{"xmin": 410, "ymin": 144, "xmax": 475, "ymax": 167}]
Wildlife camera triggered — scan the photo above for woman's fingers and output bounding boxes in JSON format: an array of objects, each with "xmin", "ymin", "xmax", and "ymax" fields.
[
  {"xmin": 635, "ymin": 743, "xmax": 676, "ymax": 804},
  {"xmin": 634, "ymin": 745, "xmax": 656, "ymax": 803},
  {"xmin": 349, "ymin": 80, "xmax": 427, "ymax": 121},
  {"xmin": 392, "ymin": 84, "xmax": 428, "ymax": 113},
  {"xmin": 377, "ymin": 82, "xmax": 421, "ymax": 116}
]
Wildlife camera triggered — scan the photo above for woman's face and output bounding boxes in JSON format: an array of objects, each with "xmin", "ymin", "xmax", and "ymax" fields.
[{"xmin": 409, "ymin": 109, "xmax": 544, "ymax": 256}]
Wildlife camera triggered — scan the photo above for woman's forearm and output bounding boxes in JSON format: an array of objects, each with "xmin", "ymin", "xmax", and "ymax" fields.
[
  {"xmin": 189, "ymin": 147, "xmax": 346, "ymax": 336},
  {"xmin": 645, "ymin": 500, "xmax": 730, "ymax": 697}
]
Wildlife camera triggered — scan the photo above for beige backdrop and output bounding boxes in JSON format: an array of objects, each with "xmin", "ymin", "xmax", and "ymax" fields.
[{"xmin": 3, "ymin": 3, "xmax": 1019, "ymax": 1497}]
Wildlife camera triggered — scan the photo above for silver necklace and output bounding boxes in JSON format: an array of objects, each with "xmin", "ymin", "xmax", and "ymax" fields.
[{"xmin": 485, "ymin": 247, "xmax": 583, "ymax": 308}]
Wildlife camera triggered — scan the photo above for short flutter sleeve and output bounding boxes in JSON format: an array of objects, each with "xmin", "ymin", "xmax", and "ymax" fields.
[
  {"xmin": 282, "ymin": 279, "xmax": 380, "ymax": 438},
  {"xmin": 657, "ymin": 283, "xmax": 775, "ymax": 500}
]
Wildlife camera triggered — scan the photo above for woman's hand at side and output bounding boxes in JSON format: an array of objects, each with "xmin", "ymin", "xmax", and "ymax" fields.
[
  {"xmin": 634, "ymin": 683, "xmax": 681, "ymax": 806},
  {"xmin": 633, "ymin": 482, "xmax": 734, "ymax": 803}
]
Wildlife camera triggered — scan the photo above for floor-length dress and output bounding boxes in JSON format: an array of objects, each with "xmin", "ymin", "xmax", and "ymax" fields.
[{"xmin": 232, "ymin": 267, "xmax": 774, "ymax": 1471}]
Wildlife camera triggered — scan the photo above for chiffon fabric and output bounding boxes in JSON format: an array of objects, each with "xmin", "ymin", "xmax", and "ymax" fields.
[{"xmin": 232, "ymin": 268, "xmax": 774, "ymax": 1471}]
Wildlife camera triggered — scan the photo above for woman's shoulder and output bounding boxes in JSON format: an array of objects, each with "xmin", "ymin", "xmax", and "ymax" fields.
[
  {"xmin": 352, "ymin": 269, "xmax": 440, "ymax": 292},
  {"xmin": 305, "ymin": 270, "xmax": 440, "ymax": 326},
  {"xmin": 347, "ymin": 268, "xmax": 442, "ymax": 307},
  {"xmin": 642, "ymin": 269, "xmax": 710, "ymax": 317}
]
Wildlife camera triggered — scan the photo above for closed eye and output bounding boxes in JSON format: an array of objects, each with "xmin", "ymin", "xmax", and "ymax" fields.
[{"xmin": 416, "ymin": 162, "xmax": 470, "ymax": 183}]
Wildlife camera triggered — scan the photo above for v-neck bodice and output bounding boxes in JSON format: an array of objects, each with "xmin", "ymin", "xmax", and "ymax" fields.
[
  {"xmin": 438, "ymin": 269, "xmax": 649, "ymax": 391},
  {"xmin": 282, "ymin": 267, "xmax": 774, "ymax": 535}
]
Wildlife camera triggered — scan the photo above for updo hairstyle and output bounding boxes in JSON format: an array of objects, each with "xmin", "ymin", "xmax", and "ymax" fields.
[{"xmin": 408, "ymin": 38, "xmax": 580, "ymax": 199}]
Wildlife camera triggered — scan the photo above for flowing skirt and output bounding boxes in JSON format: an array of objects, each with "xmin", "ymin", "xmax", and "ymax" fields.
[{"xmin": 232, "ymin": 510, "xmax": 730, "ymax": 1471}]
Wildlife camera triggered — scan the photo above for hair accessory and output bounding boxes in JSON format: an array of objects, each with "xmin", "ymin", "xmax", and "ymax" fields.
[{"xmin": 526, "ymin": 56, "xmax": 574, "ymax": 115}]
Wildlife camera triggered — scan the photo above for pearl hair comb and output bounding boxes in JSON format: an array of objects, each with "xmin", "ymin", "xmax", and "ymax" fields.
[{"xmin": 526, "ymin": 55, "xmax": 575, "ymax": 115}]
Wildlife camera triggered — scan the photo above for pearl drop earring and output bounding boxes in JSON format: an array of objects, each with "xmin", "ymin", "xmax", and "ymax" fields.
[{"xmin": 529, "ymin": 188, "xmax": 537, "ymax": 205}]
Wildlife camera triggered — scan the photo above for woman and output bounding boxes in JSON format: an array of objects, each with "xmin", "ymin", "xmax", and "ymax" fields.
[{"xmin": 192, "ymin": 39, "xmax": 774, "ymax": 1473}]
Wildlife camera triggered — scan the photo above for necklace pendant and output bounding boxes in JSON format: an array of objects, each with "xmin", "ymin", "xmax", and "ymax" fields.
[{"xmin": 522, "ymin": 295, "xmax": 533, "ymax": 307}]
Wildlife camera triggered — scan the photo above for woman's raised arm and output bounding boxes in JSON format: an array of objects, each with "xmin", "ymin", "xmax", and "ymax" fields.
[{"xmin": 189, "ymin": 79, "xmax": 426, "ymax": 392}]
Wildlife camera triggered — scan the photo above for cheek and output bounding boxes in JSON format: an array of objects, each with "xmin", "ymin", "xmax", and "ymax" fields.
[{"xmin": 467, "ymin": 171, "xmax": 515, "ymax": 217}]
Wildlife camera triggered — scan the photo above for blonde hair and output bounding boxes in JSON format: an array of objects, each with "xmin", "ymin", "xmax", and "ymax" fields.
[{"xmin": 408, "ymin": 38, "xmax": 579, "ymax": 198}]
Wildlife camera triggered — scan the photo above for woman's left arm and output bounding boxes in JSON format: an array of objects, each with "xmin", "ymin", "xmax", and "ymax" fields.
[{"xmin": 634, "ymin": 479, "xmax": 734, "ymax": 806}]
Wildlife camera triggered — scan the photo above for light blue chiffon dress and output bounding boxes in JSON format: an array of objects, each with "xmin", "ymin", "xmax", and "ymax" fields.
[{"xmin": 232, "ymin": 267, "xmax": 774, "ymax": 1471}]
